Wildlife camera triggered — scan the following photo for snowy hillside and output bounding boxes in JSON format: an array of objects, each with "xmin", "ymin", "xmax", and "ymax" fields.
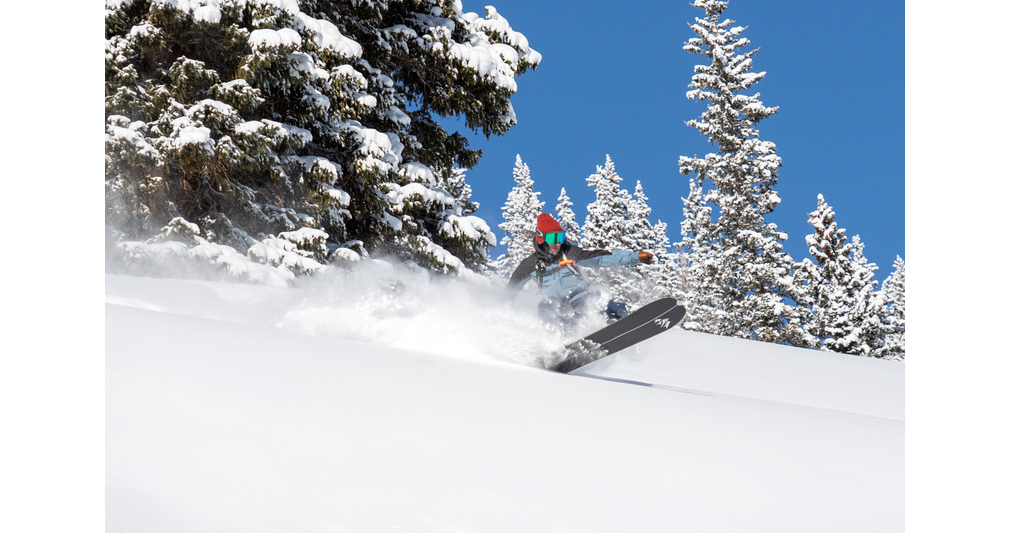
[{"xmin": 106, "ymin": 266, "xmax": 904, "ymax": 532}]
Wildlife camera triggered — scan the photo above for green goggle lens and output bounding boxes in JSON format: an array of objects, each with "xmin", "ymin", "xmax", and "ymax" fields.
[{"xmin": 544, "ymin": 231, "xmax": 565, "ymax": 245}]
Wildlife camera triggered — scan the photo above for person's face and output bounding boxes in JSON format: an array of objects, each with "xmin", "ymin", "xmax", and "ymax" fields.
[{"xmin": 548, "ymin": 242, "xmax": 562, "ymax": 255}]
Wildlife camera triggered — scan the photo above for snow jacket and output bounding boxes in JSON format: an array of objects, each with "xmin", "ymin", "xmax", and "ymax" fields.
[{"xmin": 507, "ymin": 241, "xmax": 639, "ymax": 303}]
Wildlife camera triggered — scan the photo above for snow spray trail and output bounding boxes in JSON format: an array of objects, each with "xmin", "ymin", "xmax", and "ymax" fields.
[{"xmin": 274, "ymin": 259, "xmax": 571, "ymax": 367}]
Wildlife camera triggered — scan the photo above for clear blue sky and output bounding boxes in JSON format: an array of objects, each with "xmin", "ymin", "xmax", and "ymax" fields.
[{"xmin": 446, "ymin": 0, "xmax": 904, "ymax": 274}]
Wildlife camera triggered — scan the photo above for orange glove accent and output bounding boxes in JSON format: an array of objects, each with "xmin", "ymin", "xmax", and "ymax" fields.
[{"xmin": 638, "ymin": 251, "xmax": 654, "ymax": 265}]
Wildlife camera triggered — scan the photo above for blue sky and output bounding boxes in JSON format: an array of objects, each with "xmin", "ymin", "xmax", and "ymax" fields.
[{"xmin": 446, "ymin": 0, "xmax": 904, "ymax": 274}]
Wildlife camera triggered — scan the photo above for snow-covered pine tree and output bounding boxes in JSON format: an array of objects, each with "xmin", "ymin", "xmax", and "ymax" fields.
[
  {"xmin": 554, "ymin": 187, "xmax": 581, "ymax": 245},
  {"xmin": 840, "ymin": 236, "xmax": 885, "ymax": 356},
  {"xmin": 802, "ymin": 194, "xmax": 850, "ymax": 346},
  {"xmin": 105, "ymin": 0, "xmax": 540, "ymax": 277},
  {"xmin": 442, "ymin": 166, "xmax": 478, "ymax": 216},
  {"xmin": 496, "ymin": 154, "xmax": 544, "ymax": 275},
  {"xmin": 678, "ymin": 0, "xmax": 807, "ymax": 346},
  {"xmin": 802, "ymin": 195, "xmax": 884, "ymax": 356},
  {"xmin": 622, "ymin": 180, "xmax": 667, "ymax": 306},
  {"xmin": 650, "ymin": 219, "xmax": 681, "ymax": 300},
  {"xmin": 878, "ymin": 255, "xmax": 906, "ymax": 360},
  {"xmin": 628, "ymin": 181, "xmax": 658, "ymax": 254},
  {"xmin": 678, "ymin": 172, "xmax": 724, "ymax": 332},
  {"xmin": 582, "ymin": 155, "xmax": 635, "ymax": 250},
  {"xmin": 581, "ymin": 155, "xmax": 642, "ymax": 307},
  {"xmin": 421, "ymin": 164, "xmax": 495, "ymax": 270}
]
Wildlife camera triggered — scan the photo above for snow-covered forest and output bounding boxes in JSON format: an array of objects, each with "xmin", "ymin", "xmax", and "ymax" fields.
[{"xmin": 105, "ymin": 0, "xmax": 904, "ymax": 358}]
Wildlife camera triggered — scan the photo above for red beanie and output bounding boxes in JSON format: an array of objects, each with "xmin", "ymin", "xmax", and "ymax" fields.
[{"xmin": 535, "ymin": 213, "xmax": 563, "ymax": 244}]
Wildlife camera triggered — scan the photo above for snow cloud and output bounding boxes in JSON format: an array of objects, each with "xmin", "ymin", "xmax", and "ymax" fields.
[{"xmin": 274, "ymin": 260, "xmax": 566, "ymax": 367}]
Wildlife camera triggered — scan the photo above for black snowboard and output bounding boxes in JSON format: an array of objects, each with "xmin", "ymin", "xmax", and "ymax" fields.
[{"xmin": 547, "ymin": 298, "xmax": 686, "ymax": 373}]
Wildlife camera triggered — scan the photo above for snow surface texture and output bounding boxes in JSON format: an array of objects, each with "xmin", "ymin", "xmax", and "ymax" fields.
[{"xmin": 107, "ymin": 267, "xmax": 903, "ymax": 532}]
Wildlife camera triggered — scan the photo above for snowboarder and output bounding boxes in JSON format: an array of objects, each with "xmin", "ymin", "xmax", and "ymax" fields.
[{"xmin": 508, "ymin": 213, "xmax": 654, "ymax": 327}]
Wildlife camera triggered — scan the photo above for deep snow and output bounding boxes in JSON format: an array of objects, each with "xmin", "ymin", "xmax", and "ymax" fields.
[{"xmin": 105, "ymin": 267, "xmax": 903, "ymax": 532}]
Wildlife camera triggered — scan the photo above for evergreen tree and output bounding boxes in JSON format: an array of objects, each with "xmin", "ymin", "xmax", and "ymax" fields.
[
  {"xmin": 678, "ymin": 0, "xmax": 806, "ymax": 345},
  {"xmin": 582, "ymin": 155, "xmax": 635, "ymax": 250},
  {"xmin": 442, "ymin": 166, "xmax": 478, "ymax": 216},
  {"xmin": 650, "ymin": 216, "xmax": 682, "ymax": 298},
  {"xmin": 554, "ymin": 187, "xmax": 581, "ymax": 244},
  {"xmin": 582, "ymin": 155, "xmax": 641, "ymax": 306},
  {"xmin": 838, "ymin": 236, "xmax": 884, "ymax": 356},
  {"xmin": 678, "ymin": 173, "xmax": 723, "ymax": 332},
  {"xmin": 802, "ymin": 194, "xmax": 851, "ymax": 346},
  {"xmin": 803, "ymin": 195, "xmax": 883, "ymax": 356},
  {"xmin": 624, "ymin": 181, "xmax": 671, "ymax": 306},
  {"xmin": 105, "ymin": 0, "xmax": 540, "ymax": 276},
  {"xmin": 496, "ymin": 154, "xmax": 543, "ymax": 275},
  {"xmin": 879, "ymin": 255, "xmax": 906, "ymax": 360},
  {"xmin": 650, "ymin": 219, "xmax": 681, "ymax": 301},
  {"xmin": 628, "ymin": 181, "xmax": 658, "ymax": 253}
]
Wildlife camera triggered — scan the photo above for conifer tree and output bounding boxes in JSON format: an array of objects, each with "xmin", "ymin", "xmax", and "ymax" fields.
[
  {"xmin": 554, "ymin": 187, "xmax": 581, "ymax": 244},
  {"xmin": 802, "ymin": 194, "xmax": 850, "ymax": 345},
  {"xmin": 582, "ymin": 155, "xmax": 635, "ymax": 251},
  {"xmin": 628, "ymin": 181, "xmax": 658, "ymax": 253},
  {"xmin": 649, "ymin": 219, "xmax": 681, "ymax": 300},
  {"xmin": 105, "ymin": 0, "xmax": 540, "ymax": 276},
  {"xmin": 678, "ymin": 174, "xmax": 723, "ymax": 331},
  {"xmin": 624, "ymin": 181, "xmax": 672, "ymax": 305},
  {"xmin": 442, "ymin": 166, "xmax": 478, "ymax": 216},
  {"xmin": 581, "ymin": 155, "xmax": 641, "ymax": 305},
  {"xmin": 803, "ymin": 195, "xmax": 883, "ymax": 355},
  {"xmin": 879, "ymin": 255, "xmax": 906, "ymax": 359},
  {"xmin": 678, "ymin": 0, "xmax": 806, "ymax": 345},
  {"xmin": 496, "ymin": 154, "xmax": 543, "ymax": 275},
  {"xmin": 837, "ymin": 236, "xmax": 884, "ymax": 356}
]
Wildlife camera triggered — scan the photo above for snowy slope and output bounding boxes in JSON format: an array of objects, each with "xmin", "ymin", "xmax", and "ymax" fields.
[
  {"xmin": 575, "ymin": 328, "xmax": 903, "ymax": 422},
  {"xmin": 106, "ymin": 272, "xmax": 904, "ymax": 532}
]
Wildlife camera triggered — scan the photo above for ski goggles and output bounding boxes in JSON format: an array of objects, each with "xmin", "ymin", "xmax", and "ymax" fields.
[{"xmin": 539, "ymin": 231, "xmax": 565, "ymax": 245}]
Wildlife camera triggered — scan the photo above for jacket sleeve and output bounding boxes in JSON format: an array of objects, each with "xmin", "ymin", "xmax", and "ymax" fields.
[
  {"xmin": 507, "ymin": 255, "xmax": 538, "ymax": 294},
  {"xmin": 576, "ymin": 249, "xmax": 638, "ymax": 268}
]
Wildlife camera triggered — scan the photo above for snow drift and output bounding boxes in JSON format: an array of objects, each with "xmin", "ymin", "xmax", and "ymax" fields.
[{"xmin": 106, "ymin": 267, "xmax": 903, "ymax": 532}]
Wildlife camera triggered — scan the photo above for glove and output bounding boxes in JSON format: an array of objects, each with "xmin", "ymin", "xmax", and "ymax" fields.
[{"xmin": 638, "ymin": 251, "xmax": 654, "ymax": 265}]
